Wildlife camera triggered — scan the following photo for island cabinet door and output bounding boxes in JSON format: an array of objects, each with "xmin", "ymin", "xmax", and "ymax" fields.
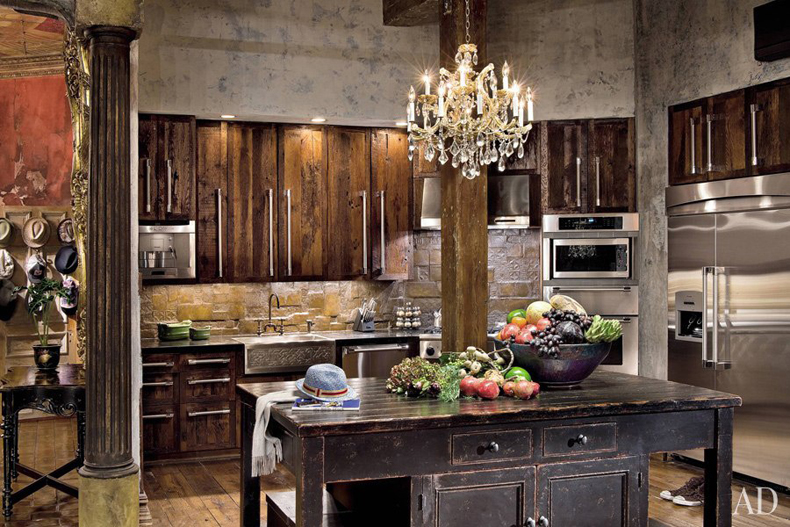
[
  {"xmin": 419, "ymin": 467, "xmax": 535, "ymax": 527},
  {"xmin": 372, "ymin": 129, "xmax": 413, "ymax": 281},
  {"xmin": 278, "ymin": 126, "xmax": 328, "ymax": 280},
  {"xmin": 326, "ymin": 127, "xmax": 371, "ymax": 279},
  {"xmin": 536, "ymin": 456, "xmax": 646, "ymax": 527}
]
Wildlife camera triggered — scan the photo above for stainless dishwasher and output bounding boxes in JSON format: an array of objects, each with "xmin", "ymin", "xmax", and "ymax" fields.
[{"xmin": 341, "ymin": 342, "xmax": 412, "ymax": 378}]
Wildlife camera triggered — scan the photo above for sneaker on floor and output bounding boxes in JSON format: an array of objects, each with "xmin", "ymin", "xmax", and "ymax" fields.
[
  {"xmin": 673, "ymin": 482, "xmax": 705, "ymax": 507},
  {"xmin": 659, "ymin": 476, "xmax": 704, "ymax": 501}
]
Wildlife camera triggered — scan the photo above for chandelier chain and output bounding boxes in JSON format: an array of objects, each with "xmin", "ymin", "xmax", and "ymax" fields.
[{"xmin": 464, "ymin": 0, "xmax": 471, "ymax": 44}]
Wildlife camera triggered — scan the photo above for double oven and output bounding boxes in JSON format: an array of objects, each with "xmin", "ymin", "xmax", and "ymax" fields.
[{"xmin": 542, "ymin": 213, "xmax": 639, "ymax": 375}]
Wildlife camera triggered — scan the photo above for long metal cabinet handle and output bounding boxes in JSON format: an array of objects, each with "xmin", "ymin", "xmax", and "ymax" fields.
[
  {"xmin": 702, "ymin": 266, "xmax": 712, "ymax": 368},
  {"xmin": 550, "ymin": 286, "xmax": 632, "ymax": 293},
  {"xmin": 689, "ymin": 118, "xmax": 698, "ymax": 175},
  {"xmin": 187, "ymin": 377, "xmax": 230, "ymax": 385},
  {"xmin": 142, "ymin": 362, "xmax": 174, "ymax": 368},
  {"xmin": 343, "ymin": 343, "xmax": 410, "ymax": 355},
  {"xmin": 594, "ymin": 156, "xmax": 601, "ymax": 207},
  {"xmin": 750, "ymin": 103, "xmax": 761, "ymax": 167},
  {"xmin": 575, "ymin": 157, "xmax": 581, "ymax": 208},
  {"xmin": 187, "ymin": 409, "xmax": 231, "ymax": 418},
  {"xmin": 166, "ymin": 159, "xmax": 173, "ymax": 213},
  {"xmin": 380, "ymin": 191, "xmax": 386, "ymax": 273},
  {"xmin": 145, "ymin": 159, "xmax": 152, "ymax": 213},
  {"xmin": 217, "ymin": 188, "xmax": 223, "ymax": 278},
  {"xmin": 711, "ymin": 266, "xmax": 719, "ymax": 368},
  {"xmin": 362, "ymin": 190, "xmax": 368, "ymax": 274},
  {"xmin": 705, "ymin": 115, "xmax": 714, "ymax": 173},
  {"xmin": 268, "ymin": 188, "xmax": 274, "ymax": 277},
  {"xmin": 142, "ymin": 381, "xmax": 173, "ymax": 387},
  {"xmin": 187, "ymin": 358, "xmax": 230, "ymax": 365},
  {"xmin": 286, "ymin": 189, "xmax": 292, "ymax": 276},
  {"xmin": 143, "ymin": 413, "xmax": 174, "ymax": 420}
]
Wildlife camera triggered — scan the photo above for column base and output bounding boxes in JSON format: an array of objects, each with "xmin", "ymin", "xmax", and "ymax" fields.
[{"xmin": 79, "ymin": 470, "xmax": 139, "ymax": 527}]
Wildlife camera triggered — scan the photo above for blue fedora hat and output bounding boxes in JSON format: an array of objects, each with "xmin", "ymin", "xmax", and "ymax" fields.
[{"xmin": 296, "ymin": 363, "xmax": 358, "ymax": 402}]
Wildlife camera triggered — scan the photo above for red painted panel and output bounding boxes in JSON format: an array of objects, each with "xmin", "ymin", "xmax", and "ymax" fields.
[{"xmin": 0, "ymin": 75, "xmax": 73, "ymax": 206}]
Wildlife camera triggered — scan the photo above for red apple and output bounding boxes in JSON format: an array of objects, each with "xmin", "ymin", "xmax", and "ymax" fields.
[
  {"xmin": 460, "ymin": 376, "xmax": 481, "ymax": 397},
  {"xmin": 513, "ymin": 380, "xmax": 534, "ymax": 400},
  {"xmin": 502, "ymin": 380, "xmax": 516, "ymax": 397},
  {"xmin": 500, "ymin": 323, "xmax": 520, "ymax": 340},
  {"xmin": 477, "ymin": 380, "xmax": 500, "ymax": 400},
  {"xmin": 529, "ymin": 381, "xmax": 541, "ymax": 395},
  {"xmin": 536, "ymin": 318, "xmax": 552, "ymax": 331},
  {"xmin": 516, "ymin": 325, "xmax": 537, "ymax": 344}
]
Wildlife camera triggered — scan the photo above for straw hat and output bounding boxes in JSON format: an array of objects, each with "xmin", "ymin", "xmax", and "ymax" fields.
[
  {"xmin": 57, "ymin": 218, "xmax": 75, "ymax": 244},
  {"xmin": 0, "ymin": 218, "xmax": 12, "ymax": 248},
  {"xmin": 22, "ymin": 218, "xmax": 51, "ymax": 248}
]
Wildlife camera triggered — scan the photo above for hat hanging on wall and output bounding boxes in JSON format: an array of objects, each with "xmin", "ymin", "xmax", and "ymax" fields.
[
  {"xmin": 22, "ymin": 218, "xmax": 51, "ymax": 248},
  {"xmin": 55, "ymin": 245, "xmax": 79, "ymax": 275},
  {"xmin": 0, "ymin": 218, "xmax": 12, "ymax": 248},
  {"xmin": 0, "ymin": 249, "xmax": 13, "ymax": 280},
  {"xmin": 26, "ymin": 253, "xmax": 47, "ymax": 284},
  {"xmin": 60, "ymin": 277, "xmax": 78, "ymax": 316},
  {"xmin": 57, "ymin": 218, "xmax": 75, "ymax": 245},
  {"xmin": 0, "ymin": 279, "xmax": 18, "ymax": 322}
]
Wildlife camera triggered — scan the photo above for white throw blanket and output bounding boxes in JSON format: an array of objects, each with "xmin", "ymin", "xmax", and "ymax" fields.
[{"xmin": 252, "ymin": 389, "xmax": 299, "ymax": 477}]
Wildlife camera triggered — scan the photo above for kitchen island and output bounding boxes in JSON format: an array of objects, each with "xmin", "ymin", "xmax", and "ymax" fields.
[{"xmin": 237, "ymin": 372, "xmax": 741, "ymax": 527}]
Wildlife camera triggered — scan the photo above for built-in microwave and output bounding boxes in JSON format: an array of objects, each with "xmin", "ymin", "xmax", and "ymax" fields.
[{"xmin": 139, "ymin": 221, "xmax": 196, "ymax": 280}]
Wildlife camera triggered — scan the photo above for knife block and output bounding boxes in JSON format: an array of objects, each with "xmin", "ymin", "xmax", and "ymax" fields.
[{"xmin": 352, "ymin": 309, "xmax": 376, "ymax": 332}]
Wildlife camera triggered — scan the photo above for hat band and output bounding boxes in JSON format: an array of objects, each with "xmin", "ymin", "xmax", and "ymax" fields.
[{"xmin": 301, "ymin": 383, "xmax": 348, "ymax": 398}]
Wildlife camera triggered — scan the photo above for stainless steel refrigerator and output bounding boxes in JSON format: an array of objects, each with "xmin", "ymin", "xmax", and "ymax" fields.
[{"xmin": 667, "ymin": 173, "xmax": 790, "ymax": 488}]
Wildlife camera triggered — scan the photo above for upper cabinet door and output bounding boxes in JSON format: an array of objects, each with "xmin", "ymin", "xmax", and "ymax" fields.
[
  {"xmin": 503, "ymin": 123, "xmax": 540, "ymax": 173},
  {"xmin": 278, "ymin": 126, "xmax": 327, "ymax": 280},
  {"xmin": 749, "ymin": 79, "xmax": 790, "ymax": 175},
  {"xmin": 161, "ymin": 116, "xmax": 197, "ymax": 220},
  {"xmin": 703, "ymin": 90, "xmax": 747, "ymax": 181},
  {"xmin": 196, "ymin": 121, "xmax": 228, "ymax": 283},
  {"xmin": 326, "ymin": 127, "xmax": 371, "ymax": 279},
  {"xmin": 413, "ymin": 142, "xmax": 440, "ymax": 177},
  {"xmin": 543, "ymin": 120, "xmax": 587, "ymax": 213},
  {"xmin": 138, "ymin": 115, "xmax": 160, "ymax": 221},
  {"xmin": 227, "ymin": 124, "xmax": 278, "ymax": 282},
  {"xmin": 372, "ymin": 129, "xmax": 413, "ymax": 281},
  {"xmin": 668, "ymin": 102, "xmax": 706, "ymax": 185},
  {"xmin": 588, "ymin": 118, "xmax": 635, "ymax": 212}
]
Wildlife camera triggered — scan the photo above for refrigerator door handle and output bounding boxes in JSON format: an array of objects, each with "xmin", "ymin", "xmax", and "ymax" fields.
[
  {"xmin": 713, "ymin": 266, "xmax": 732, "ymax": 370},
  {"xmin": 702, "ymin": 266, "xmax": 713, "ymax": 368}
]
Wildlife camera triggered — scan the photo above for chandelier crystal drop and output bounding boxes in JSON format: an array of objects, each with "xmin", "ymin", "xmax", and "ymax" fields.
[{"xmin": 405, "ymin": 0, "xmax": 534, "ymax": 179}]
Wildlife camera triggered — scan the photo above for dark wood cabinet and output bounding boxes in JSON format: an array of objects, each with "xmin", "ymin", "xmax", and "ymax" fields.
[
  {"xmin": 138, "ymin": 114, "xmax": 196, "ymax": 221},
  {"xmin": 749, "ymin": 78, "xmax": 790, "ymax": 175},
  {"xmin": 196, "ymin": 121, "xmax": 228, "ymax": 282},
  {"xmin": 503, "ymin": 122, "xmax": 541, "ymax": 173},
  {"xmin": 543, "ymin": 120, "xmax": 587, "ymax": 214},
  {"xmin": 669, "ymin": 102, "xmax": 706, "ymax": 185},
  {"xmin": 588, "ymin": 118, "xmax": 636, "ymax": 212},
  {"xmin": 703, "ymin": 90, "xmax": 747, "ymax": 181},
  {"xmin": 227, "ymin": 123, "xmax": 278, "ymax": 282},
  {"xmin": 180, "ymin": 401, "xmax": 236, "ymax": 452},
  {"xmin": 278, "ymin": 126, "xmax": 327, "ymax": 280},
  {"xmin": 142, "ymin": 405, "xmax": 179, "ymax": 455},
  {"xmin": 412, "ymin": 142, "xmax": 440, "ymax": 177},
  {"xmin": 372, "ymin": 129, "xmax": 413, "ymax": 281},
  {"xmin": 326, "ymin": 127, "xmax": 371, "ymax": 279},
  {"xmin": 537, "ymin": 456, "xmax": 645, "ymax": 527}
]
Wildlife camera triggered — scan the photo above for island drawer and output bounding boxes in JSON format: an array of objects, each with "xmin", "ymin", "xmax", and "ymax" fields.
[
  {"xmin": 180, "ymin": 352, "xmax": 235, "ymax": 371},
  {"xmin": 451, "ymin": 429, "xmax": 533, "ymax": 465},
  {"xmin": 181, "ymin": 369, "xmax": 234, "ymax": 402},
  {"xmin": 142, "ymin": 404, "xmax": 178, "ymax": 455},
  {"xmin": 142, "ymin": 372, "xmax": 178, "ymax": 405},
  {"xmin": 542, "ymin": 422, "xmax": 617, "ymax": 457}
]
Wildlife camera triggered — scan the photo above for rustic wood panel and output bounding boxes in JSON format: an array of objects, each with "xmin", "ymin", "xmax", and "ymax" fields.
[
  {"xmin": 161, "ymin": 116, "xmax": 197, "ymax": 220},
  {"xmin": 326, "ymin": 127, "xmax": 371, "ymax": 279},
  {"xmin": 138, "ymin": 115, "xmax": 160, "ymax": 220},
  {"xmin": 143, "ymin": 404, "xmax": 179, "ymax": 455},
  {"xmin": 142, "ymin": 372, "xmax": 178, "ymax": 406},
  {"xmin": 704, "ymin": 90, "xmax": 747, "ymax": 181},
  {"xmin": 749, "ymin": 78, "xmax": 790, "ymax": 175},
  {"xmin": 588, "ymin": 118, "xmax": 636, "ymax": 212},
  {"xmin": 180, "ymin": 402, "xmax": 236, "ymax": 452},
  {"xmin": 544, "ymin": 120, "xmax": 586, "ymax": 213},
  {"xmin": 412, "ymin": 142, "xmax": 440, "ymax": 177},
  {"xmin": 668, "ymin": 102, "xmax": 706, "ymax": 185},
  {"xmin": 227, "ymin": 123, "xmax": 278, "ymax": 282},
  {"xmin": 371, "ymin": 129, "xmax": 413, "ymax": 280},
  {"xmin": 503, "ymin": 122, "xmax": 540, "ymax": 173},
  {"xmin": 181, "ymin": 370, "xmax": 234, "ymax": 403},
  {"xmin": 196, "ymin": 121, "xmax": 228, "ymax": 282},
  {"xmin": 278, "ymin": 126, "xmax": 327, "ymax": 280}
]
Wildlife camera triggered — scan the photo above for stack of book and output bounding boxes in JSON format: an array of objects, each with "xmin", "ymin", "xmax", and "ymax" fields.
[{"xmin": 292, "ymin": 398, "xmax": 360, "ymax": 411}]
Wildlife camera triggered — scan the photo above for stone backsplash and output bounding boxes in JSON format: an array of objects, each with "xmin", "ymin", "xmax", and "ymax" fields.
[{"xmin": 140, "ymin": 229, "xmax": 541, "ymax": 339}]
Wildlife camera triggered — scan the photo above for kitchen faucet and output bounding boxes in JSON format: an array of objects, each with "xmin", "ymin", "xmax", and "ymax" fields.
[{"xmin": 260, "ymin": 293, "xmax": 283, "ymax": 335}]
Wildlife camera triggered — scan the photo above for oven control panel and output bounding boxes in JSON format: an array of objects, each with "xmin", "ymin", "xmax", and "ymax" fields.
[{"xmin": 559, "ymin": 216, "xmax": 624, "ymax": 230}]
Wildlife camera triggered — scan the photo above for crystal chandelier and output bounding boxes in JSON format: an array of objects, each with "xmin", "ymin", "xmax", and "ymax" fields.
[{"xmin": 406, "ymin": 0, "xmax": 534, "ymax": 179}]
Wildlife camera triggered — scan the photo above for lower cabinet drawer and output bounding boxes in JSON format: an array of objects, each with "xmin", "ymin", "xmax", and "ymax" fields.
[
  {"xmin": 451, "ymin": 429, "xmax": 533, "ymax": 465},
  {"xmin": 142, "ymin": 405, "xmax": 178, "ymax": 455},
  {"xmin": 542, "ymin": 422, "xmax": 617, "ymax": 457},
  {"xmin": 180, "ymin": 402, "xmax": 235, "ymax": 451},
  {"xmin": 181, "ymin": 370, "xmax": 234, "ymax": 402},
  {"xmin": 142, "ymin": 372, "xmax": 177, "ymax": 405}
]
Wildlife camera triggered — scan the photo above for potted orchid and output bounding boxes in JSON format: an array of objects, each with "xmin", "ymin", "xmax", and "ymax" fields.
[{"xmin": 14, "ymin": 278, "xmax": 70, "ymax": 370}]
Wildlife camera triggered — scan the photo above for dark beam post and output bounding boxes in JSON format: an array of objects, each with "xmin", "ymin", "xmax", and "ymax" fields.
[
  {"xmin": 78, "ymin": 25, "xmax": 139, "ymax": 527},
  {"xmin": 440, "ymin": 0, "xmax": 489, "ymax": 352}
]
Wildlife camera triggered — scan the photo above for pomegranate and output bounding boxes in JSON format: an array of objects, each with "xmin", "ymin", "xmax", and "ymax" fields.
[
  {"xmin": 460, "ymin": 376, "xmax": 481, "ymax": 397},
  {"xmin": 502, "ymin": 381, "xmax": 516, "ymax": 397},
  {"xmin": 535, "ymin": 317, "xmax": 552, "ymax": 331},
  {"xmin": 500, "ymin": 323, "xmax": 521, "ymax": 341},
  {"xmin": 476, "ymin": 380, "xmax": 500, "ymax": 400},
  {"xmin": 513, "ymin": 380, "xmax": 534, "ymax": 400},
  {"xmin": 515, "ymin": 325, "xmax": 536, "ymax": 344}
]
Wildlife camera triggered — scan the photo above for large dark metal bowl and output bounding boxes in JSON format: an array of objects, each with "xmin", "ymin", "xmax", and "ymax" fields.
[{"xmin": 495, "ymin": 339, "xmax": 611, "ymax": 388}]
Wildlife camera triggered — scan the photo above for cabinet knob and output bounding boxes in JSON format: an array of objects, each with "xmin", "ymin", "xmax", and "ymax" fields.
[
  {"xmin": 486, "ymin": 441, "xmax": 500, "ymax": 453},
  {"xmin": 539, "ymin": 516, "xmax": 549, "ymax": 527},
  {"xmin": 568, "ymin": 434, "xmax": 588, "ymax": 447}
]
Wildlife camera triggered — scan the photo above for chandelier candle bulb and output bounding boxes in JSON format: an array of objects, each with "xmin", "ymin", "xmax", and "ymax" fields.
[
  {"xmin": 502, "ymin": 61, "xmax": 510, "ymax": 90},
  {"xmin": 527, "ymin": 88, "xmax": 534, "ymax": 122},
  {"xmin": 423, "ymin": 71, "xmax": 430, "ymax": 95},
  {"xmin": 408, "ymin": 86, "xmax": 416, "ymax": 122},
  {"xmin": 512, "ymin": 84, "xmax": 520, "ymax": 115}
]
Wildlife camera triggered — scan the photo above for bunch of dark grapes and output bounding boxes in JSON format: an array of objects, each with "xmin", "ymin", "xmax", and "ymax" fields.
[
  {"xmin": 524, "ymin": 310, "xmax": 561, "ymax": 358},
  {"xmin": 579, "ymin": 315, "xmax": 593, "ymax": 331},
  {"xmin": 547, "ymin": 308, "xmax": 582, "ymax": 326}
]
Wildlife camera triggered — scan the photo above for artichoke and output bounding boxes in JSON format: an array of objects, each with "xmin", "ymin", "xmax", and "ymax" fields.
[{"xmin": 584, "ymin": 315, "xmax": 623, "ymax": 343}]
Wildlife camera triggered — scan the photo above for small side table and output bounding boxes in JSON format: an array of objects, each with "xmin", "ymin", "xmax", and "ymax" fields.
[{"xmin": 0, "ymin": 364, "xmax": 85, "ymax": 518}]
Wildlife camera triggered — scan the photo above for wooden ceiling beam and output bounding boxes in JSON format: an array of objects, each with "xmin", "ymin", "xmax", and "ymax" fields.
[{"xmin": 383, "ymin": 0, "xmax": 439, "ymax": 27}]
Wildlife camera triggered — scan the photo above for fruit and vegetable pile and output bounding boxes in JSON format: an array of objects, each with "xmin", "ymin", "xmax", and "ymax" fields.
[{"xmin": 495, "ymin": 295, "xmax": 623, "ymax": 358}]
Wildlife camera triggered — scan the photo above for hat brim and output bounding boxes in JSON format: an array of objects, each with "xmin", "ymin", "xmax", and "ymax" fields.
[{"xmin": 295, "ymin": 378, "xmax": 358, "ymax": 402}]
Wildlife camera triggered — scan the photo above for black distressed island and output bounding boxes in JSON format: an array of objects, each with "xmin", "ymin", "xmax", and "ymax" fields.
[{"xmin": 237, "ymin": 372, "xmax": 741, "ymax": 527}]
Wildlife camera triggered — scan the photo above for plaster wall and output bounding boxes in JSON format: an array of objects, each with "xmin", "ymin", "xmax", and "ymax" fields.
[{"xmin": 634, "ymin": 0, "xmax": 790, "ymax": 379}]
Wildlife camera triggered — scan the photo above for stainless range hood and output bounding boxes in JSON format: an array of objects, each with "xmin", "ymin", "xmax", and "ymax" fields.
[{"xmin": 418, "ymin": 174, "xmax": 534, "ymax": 230}]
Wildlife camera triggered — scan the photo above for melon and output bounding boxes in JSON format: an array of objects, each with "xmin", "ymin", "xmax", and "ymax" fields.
[{"xmin": 525, "ymin": 301, "xmax": 552, "ymax": 324}]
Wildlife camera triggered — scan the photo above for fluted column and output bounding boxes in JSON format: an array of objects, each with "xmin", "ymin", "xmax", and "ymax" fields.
[{"xmin": 78, "ymin": 25, "xmax": 138, "ymax": 527}]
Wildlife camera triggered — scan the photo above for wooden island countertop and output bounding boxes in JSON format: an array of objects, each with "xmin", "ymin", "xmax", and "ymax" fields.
[{"xmin": 237, "ymin": 372, "xmax": 741, "ymax": 527}]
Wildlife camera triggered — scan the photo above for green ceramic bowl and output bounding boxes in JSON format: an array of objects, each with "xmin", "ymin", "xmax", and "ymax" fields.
[
  {"xmin": 158, "ymin": 320, "xmax": 192, "ymax": 341},
  {"xmin": 189, "ymin": 326, "xmax": 211, "ymax": 340}
]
